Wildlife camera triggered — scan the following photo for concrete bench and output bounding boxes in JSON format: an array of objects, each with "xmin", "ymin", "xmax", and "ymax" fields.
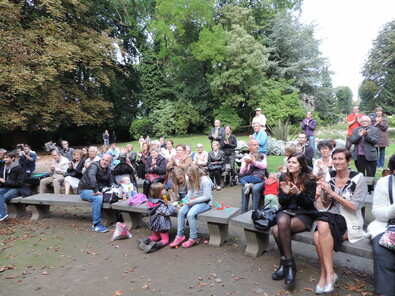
[
  {"xmin": 17, "ymin": 194, "xmax": 116, "ymax": 227},
  {"xmin": 231, "ymin": 210, "xmax": 373, "ymax": 259},
  {"xmin": 6, "ymin": 197, "xmax": 27, "ymax": 218},
  {"xmin": 112, "ymin": 200, "xmax": 240, "ymax": 246}
]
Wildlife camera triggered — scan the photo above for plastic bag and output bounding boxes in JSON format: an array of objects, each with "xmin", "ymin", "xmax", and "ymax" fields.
[{"xmin": 111, "ymin": 222, "xmax": 132, "ymax": 241}]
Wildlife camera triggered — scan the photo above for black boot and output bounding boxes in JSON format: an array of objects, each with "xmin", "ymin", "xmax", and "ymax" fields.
[
  {"xmin": 271, "ymin": 258, "xmax": 285, "ymax": 280},
  {"xmin": 283, "ymin": 257, "xmax": 296, "ymax": 290},
  {"xmin": 143, "ymin": 241, "xmax": 163, "ymax": 253}
]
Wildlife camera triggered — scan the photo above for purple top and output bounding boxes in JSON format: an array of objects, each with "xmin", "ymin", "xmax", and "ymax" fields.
[{"xmin": 301, "ymin": 118, "xmax": 317, "ymax": 136}]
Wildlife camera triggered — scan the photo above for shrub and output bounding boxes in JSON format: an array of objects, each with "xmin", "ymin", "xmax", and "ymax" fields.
[
  {"xmin": 267, "ymin": 137, "xmax": 285, "ymax": 155},
  {"xmin": 267, "ymin": 120, "xmax": 296, "ymax": 141}
]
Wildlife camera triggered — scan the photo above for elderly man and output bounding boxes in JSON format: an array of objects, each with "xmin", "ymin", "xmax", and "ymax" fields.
[
  {"xmin": 0, "ymin": 152, "xmax": 26, "ymax": 221},
  {"xmin": 250, "ymin": 122, "xmax": 268, "ymax": 154},
  {"xmin": 346, "ymin": 106, "xmax": 364, "ymax": 150},
  {"xmin": 350, "ymin": 115, "xmax": 379, "ymax": 180},
  {"xmin": 208, "ymin": 119, "xmax": 225, "ymax": 143},
  {"xmin": 240, "ymin": 139, "xmax": 266, "ymax": 213},
  {"xmin": 19, "ymin": 144, "xmax": 37, "ymax": 176},
  {"xmin": 60, "ymin": 140, "xmax": 74, "ymax": 161},
  {"xmin": 194, "ymin": 143, "xmax": 208, "ymax": 174},
  {"xmin": 252, "ymin": 108, "xmax": 266, "ymax": 130},
  {"xmin": 78, "ymin": 153, "xmax": 114, "ymax": 233},
  {"xmin": 301, "ymin": 111, "xmax": 317, "ymax": 157},
  {"xmin": 39, "ymin": 150, "xmax": 69, "ymax": 194},
  {"xmin": 83, "ymin": 146, "xmax": 101, "ymax": 173}
]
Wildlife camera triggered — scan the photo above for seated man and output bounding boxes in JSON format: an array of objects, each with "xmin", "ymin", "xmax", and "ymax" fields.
[
  {"xmin": 39, "ymin": 150, "xmax": 69, "ymax": 194},
  {"xmin": 83, "ymin": 146, "xmax": 101, "ymax": 174},
  {"xmin": 0, "ymin": 152, "xmax": 26, "ymax": 221},
  {"xmin": 60, "ymin": 140, "xmax": 74, "ymax": 161},
  {"xmin": 77, "ymin": 153, "xmax": 114, "ymax": 233},
  {"xmin": 0, "ymin": 149, "xmax": 6, "ymax": 165},
  {"xmin": 240, "ymin": 139, "xmax": 266, "ymax": 213},
  {"xmin": 19, "ymin": 145, "xmax": 37, "ymax": 176}
]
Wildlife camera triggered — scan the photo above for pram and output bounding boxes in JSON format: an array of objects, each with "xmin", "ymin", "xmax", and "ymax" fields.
[{"xmin": 223, "ymin": 140, "xmax": 249, "ymax": 186}]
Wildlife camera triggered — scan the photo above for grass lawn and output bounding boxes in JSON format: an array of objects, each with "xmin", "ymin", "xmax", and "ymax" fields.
[{"xmin": 120, "ymin": 134, "xmax": 394, "ymax": 179}]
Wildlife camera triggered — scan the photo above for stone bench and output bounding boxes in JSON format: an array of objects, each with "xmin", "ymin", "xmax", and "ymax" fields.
[
  {"xmin": 112, "ymin": 200, "xmax": 240, "ymax": 246},
  {"xmin": 6, "ymin": 197, "xmax": 27, "ymax": 218},
  {"xmin": 14, "ymin": 194, "xmax": 116, "ymax": 227},
  {"xmin": 231, "ymin": 210, "xmax": 373, "ymax": 259}
]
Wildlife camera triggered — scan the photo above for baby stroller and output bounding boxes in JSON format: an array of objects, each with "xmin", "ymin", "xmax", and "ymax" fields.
[{"xmin": 113, "ymin": 155, "xmax": 138, "ymax": 190}]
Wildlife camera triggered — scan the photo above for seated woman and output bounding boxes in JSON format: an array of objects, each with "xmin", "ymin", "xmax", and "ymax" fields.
[
  {"xmin": 367, "ymin": 154, "xmax": 395, "ymax": 296},
  {"xmin": 194, "ymin": 143, "xmax": 208, "ymax": 174},
  {"xmin": 143, "ymin": 147, "xmax": 166, "ymax": 196},
  {"xmin": 312, "ymin": 140, "xmax": 334, "ymax": 178},
  {"xmin": 271, "ymin": 153, "xmax": 316, "ymax": 290},
  {"xmin": 314, "ymin": 148, "xmax": 366, "ymax": 294},
  {"xmin": 137, "ymin": 142, "xmax": 150, "ymax": 179},
  {"xmin": 207, "ymin": 140, "xmax": 225, "ymax": 191},
  {"xmin": 220, "ymin": 125, "xmax": 238, "ymax": 185},
  {"xmin": 64, "ymin": 149, "xmax": 85, "ymax": 194},
  {"xmin": 123, "ymin": 144, "xmax": 137, "ymax": 171},
  {"xmin": 166, "ymin": 144, "xmax": 192, "ymax": 201},
  {"xmin": 99, "ymin": 145, "xmax": 109, "ymax": 158},
  {"xmin": 170, "ymin": 165, "xmax": 213, "ymax": 248},
  {"xmin": 81, "ymin": 147, "xmax": 89, "ymax": 162},
  {"xmin": 172, "ymin": 168, "xmax": 188, "ymax": 200}
]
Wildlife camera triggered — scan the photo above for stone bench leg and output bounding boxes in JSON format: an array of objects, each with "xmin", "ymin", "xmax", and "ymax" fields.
[
  {"xmin": 244, "ymin": 229, "xmax": 271, "ymax": 257},
  {"xmin": 207, "ymin": 222, "xmax": 229, "ymax": 246},
  {"xmin": 7, "ymin": 204, "xmax": 27, "ymax": 218},
  {"xmin": 122, "ymin": 212, "xmax": 143, "ymax": 229},
  {"xmin": 29, "ymin": 205, "xmax": 51, "ymax": 220},
  {"xmin": 101, "ymin": 209, "xmax": 117, "ymax": 227}
]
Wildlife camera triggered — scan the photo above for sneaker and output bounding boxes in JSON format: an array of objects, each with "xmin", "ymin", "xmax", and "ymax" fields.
[
  {"xmin": 244, "ymin": 183, "xmax": 254, "ymax": 195},
  {"xmin": 169, "ymin": 235, "xmax": 186, "ymax": 248},
  {"xmin": 0, "ymin": 213, "xmax": 8, "ymax": 221},
  {"xmin": 182, "ymin": 238, "xmax": 200, "ymax": 248},
  {"xmin": 91, "ymin": 223, "xmax": 108, "ymax": 233},
  {"xmin": 216, "ymin": 186, "xmax": 221, "ymax": 191}
]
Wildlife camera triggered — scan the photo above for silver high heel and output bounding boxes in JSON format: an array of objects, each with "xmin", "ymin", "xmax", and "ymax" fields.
[
  {"xmin": 323, "ymin": 273, "xmax": 339, "ymax": 293},
  {"xmin": 315, "ymin": 284, "xmax": 325, "ymax": 294}
]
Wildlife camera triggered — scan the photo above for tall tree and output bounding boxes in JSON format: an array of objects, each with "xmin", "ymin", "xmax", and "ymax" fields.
[{"xmin": 335, "ymin": 86, "xmax": 353, "ymax": 114}]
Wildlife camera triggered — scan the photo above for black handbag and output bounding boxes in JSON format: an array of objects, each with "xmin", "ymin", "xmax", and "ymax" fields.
[
  {"xmin": 251, "ymin": 204, "xmax": 277, "ymax": 231},
  {"xmin": 102, "ymin": 187, "xmax": 120, "ymax": 204}
]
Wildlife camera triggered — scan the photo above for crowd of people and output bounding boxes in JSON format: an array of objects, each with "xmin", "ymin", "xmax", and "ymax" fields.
[{"xmin": 0, "ymin": 106, "xmax": 393, "ymax": 295}]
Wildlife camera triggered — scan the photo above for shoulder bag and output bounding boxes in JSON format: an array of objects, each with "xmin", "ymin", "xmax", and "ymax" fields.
[{"xmin": 379, "ymin": 174, "xmax": 395, "ymax": 251}]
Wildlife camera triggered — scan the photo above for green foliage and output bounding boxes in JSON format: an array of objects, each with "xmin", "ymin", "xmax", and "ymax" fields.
[
  {"xmin": 359, "ymin": 80, "xmax": 379, "ymax": 113},
  {"xmin": 129, "ymin": 118, "xmax": 151, "ymax": 139},
  {"xmin": 267, "ymin": 120, "xmax": 295, "ymax": 141},
  {"xmin": 213, "ymin": 105, "xmax": 243, "ymax": 130},
  {"xmin": 335, "ymin": 86, "xmax": 353, "ymax": 114}
]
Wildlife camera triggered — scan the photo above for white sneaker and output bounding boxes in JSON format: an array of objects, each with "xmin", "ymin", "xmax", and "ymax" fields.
[{"xmin": 244, "ymin": 183, "xmax": 254, "ymax": 195}]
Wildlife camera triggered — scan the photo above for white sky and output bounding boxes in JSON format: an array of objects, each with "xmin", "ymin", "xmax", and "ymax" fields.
[{"xmin": 300, "ymin": 0, "xmax": 395, "ymax": 100}]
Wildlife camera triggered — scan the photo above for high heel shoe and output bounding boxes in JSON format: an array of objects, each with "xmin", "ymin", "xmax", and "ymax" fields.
[
  {"xmin": 323, "ymin": 273, "xmax": 339, "ymax": 293},
  {"xmin": 315, "ymin": 284, "xmax": 325, "ymax": 294}
]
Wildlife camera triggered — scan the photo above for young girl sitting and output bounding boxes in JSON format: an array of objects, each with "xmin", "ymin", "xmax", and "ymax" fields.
[
  {"xmin": 138, "ymin": 182, "xmax": 176, "ymax": 253},
  {"xmin": 240, "ymin": 152, "xmax": 266, "ymax": 195},
  {"xmin": 172, "ymin": 168, "xmax": 188, "ymax": 200}
]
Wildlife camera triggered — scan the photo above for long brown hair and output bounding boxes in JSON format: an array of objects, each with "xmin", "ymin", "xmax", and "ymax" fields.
[
  {"xmin": 185, "ymin": 165, "xmax": 202, "ymax": 191},
  {"xmin": 172, "ymin": 168, "xmax": 186, "ymax": 195},
  {"xmin": 285, "ymin": 153, "xmax": 315, "ymax": 191},
  {"xmin": 149, "ymin": 182, "xmax": 165, "ymax": 200}
]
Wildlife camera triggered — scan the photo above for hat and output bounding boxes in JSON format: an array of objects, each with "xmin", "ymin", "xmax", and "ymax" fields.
[{"xmin": 255, "ymin": 108, "xmax": 261, "ymax": 111}]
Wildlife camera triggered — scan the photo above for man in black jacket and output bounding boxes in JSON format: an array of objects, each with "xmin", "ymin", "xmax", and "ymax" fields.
[
  {"xmin": 0, "ymin": 152, "xmax": 26, "ymax": 221},
  {"xmin": 78, "ymin": 153, "xmax": 114, "ymax": 232}
]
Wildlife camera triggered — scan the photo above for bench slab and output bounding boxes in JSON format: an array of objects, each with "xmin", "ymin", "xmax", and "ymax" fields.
[{"xmin": 6, "ymin": 197, "xmax": 27, "ymax": 218}]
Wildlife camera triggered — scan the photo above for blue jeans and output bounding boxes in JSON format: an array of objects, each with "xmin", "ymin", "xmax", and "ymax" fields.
[
  {"xmin": 0, "ymin": 188, "xmax": 20, "ymax": 216},
  {"xmin": 241, "ymin": 181, "xmax": 264, "ymax": 213},
  {"xmin": 307, "ymin": 136, "xmax": 316, "ymax": 158},
  {"xmin": 166, "ymin": 176, "xmax": 173, "ymax": 190},
  {"xmin": 80, "ymin": 190, "xmax": 103, "ymax": 225},
  {"xmin": 104, "ymin": 139, "xmax": 109, "ymax": 146},
  {"xmin": 177, "ymin": 202, "xmax": 211, "ymax": 239},
  {"xmin": 240, "ymin": 175, "xmax": 262, "ymax": 186},
  {"xmin": 376, "ymin": 147, "xmax": 385, "ymax": 168}
]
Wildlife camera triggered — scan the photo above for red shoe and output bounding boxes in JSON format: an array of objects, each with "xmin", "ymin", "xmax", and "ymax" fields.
[
  {"xmin": 182, "ymin": 238, "xmax": 200, "ymax": 248},
  {"xmin": 169, "ymin": 235, "xmax": 186, "ymax": 248}
]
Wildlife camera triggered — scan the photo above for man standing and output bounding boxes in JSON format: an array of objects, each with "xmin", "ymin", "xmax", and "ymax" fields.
[
  {"xmin": 39, "ymin": 150, "xmax": 69, "ymax": 194},
  {"xmin": 60, "ymin": 140, "xmax": 74, "ymax": 161},
  {"xmin": 78, "ymin": 154, "xmax": 114, "ymax": 233},
  {"xmin": 250, "ymin": 122, "xmax": 268, "ymax": 154},
  {"xmin": 346, "ymin": 106, "xmax": 364, "ymax": 150},
  {"xmin": 252, "ymin": 108, "xmax": 266, "ymax": 130},
  {"xmin": 0, "ymin": 152, "xmax": 26, "ymax": 221},
  {"xmin": 301, "ymin": 111, "xmax": 317, "ymax": 157},
  {"xmin": 208, "ymin": 119, "xmax": 225, "ymax": 143},
  {"xmin": 350, "ymin": 115, "xmax": 379, "ymax": 179},
  {"xmin": 19, "ymin": 145, "xmax": 37, "ymax": 176},
  {"xmin": 240, "ymin": 140, "xmax": 266, "ymax": 213},
  {"xmin": 296, "ymin": 132, "xmax": 314, "ymax": 168}
]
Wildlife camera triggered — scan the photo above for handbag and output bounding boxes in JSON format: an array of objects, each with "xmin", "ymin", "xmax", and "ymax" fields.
[
  {"xmin": 251, "ymin": 203, "xmax": 277, "ymax": 231},
  {"xmin": 102, "ymin": 187, "xmax": 120, "ymax": 204},
  {"xmin": 379, "ymin": 174, "xmax": 395, "ymax": 250},
  {"xmin": 145, "ymin": 173, "xmax": 160, "ymax": 183}
]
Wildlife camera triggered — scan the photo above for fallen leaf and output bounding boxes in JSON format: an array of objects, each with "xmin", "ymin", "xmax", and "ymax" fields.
[
  {"xmin": 113, "ymin": 291, "xmax": 122, "ymax": 296},
  {"xmin": 215, "ymin": 279, "xmax": 222, "ymax": 283},
  {"xmin": 142, "ymin": 285, "xmax": 149, "ymax": 290},
  {"xmin": 42, "ymin": 271, "xmax": 49, "ymax": 275},
  {"xmin": 303, "ymin": 288, "xmax": 313, "ymax": 291}
]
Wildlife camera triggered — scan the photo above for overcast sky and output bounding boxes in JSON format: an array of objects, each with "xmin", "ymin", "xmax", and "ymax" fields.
[{"xmin": 300, "ymin": 0, "xmax": 395, "ymax": 100}]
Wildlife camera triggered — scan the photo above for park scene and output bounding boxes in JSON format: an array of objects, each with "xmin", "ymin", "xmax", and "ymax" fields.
[{"xmin": 1, "ymin": 0, "xmax": 395, "ymax": 295}]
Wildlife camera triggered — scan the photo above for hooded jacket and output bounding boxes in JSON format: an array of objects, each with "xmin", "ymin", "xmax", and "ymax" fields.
[
  {"xmin": 0, "ymin": 162, "xmax": 26, "ymax": 188},
  {"xmin": 147, "ymin": 198, "xmax": 176, "ymax": 232}
]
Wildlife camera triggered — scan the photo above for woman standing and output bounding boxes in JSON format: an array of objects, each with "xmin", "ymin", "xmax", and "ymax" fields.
[
  {"xmin": 367, "ymin": 154, "xmax": 395, "ymax": 296},
  {"xmin": 371, "ymin": 107, "xmax": 389, "ymax": 170},
  {"xmin": 170, "ymin": 165, "xmax": 213, "ymax": 248},
  {"xmin": 271, "ymin": 153, "xmax": 316, "ymax": 290},
  {"xmin": 102, "ymin": 130, "xmax": 110, "ymax": 146},
  {"xmin": 207, "ymin": 141, "xmax": 225, "ymax": 191},
  {"xmin": 314, "ymin": 148, "xmax": 366, "ymax": 294}
]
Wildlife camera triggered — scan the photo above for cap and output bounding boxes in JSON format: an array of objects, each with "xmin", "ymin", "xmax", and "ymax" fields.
[{"xmin": 255, "ymin": 108, "xmax": 261, "ymax": 111}]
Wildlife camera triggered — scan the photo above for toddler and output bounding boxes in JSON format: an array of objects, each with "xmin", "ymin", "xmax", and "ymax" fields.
[
  {"xmin": 138, "ymin": 182, "xmax": 176, "ymax": 253},
  {"xmin": 120, "ymin": 176, "xmax": 137, "ymax": 199},
  {"xmin": 264, "ymin": 172, "xmax": 279, "ymax": 209}
]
